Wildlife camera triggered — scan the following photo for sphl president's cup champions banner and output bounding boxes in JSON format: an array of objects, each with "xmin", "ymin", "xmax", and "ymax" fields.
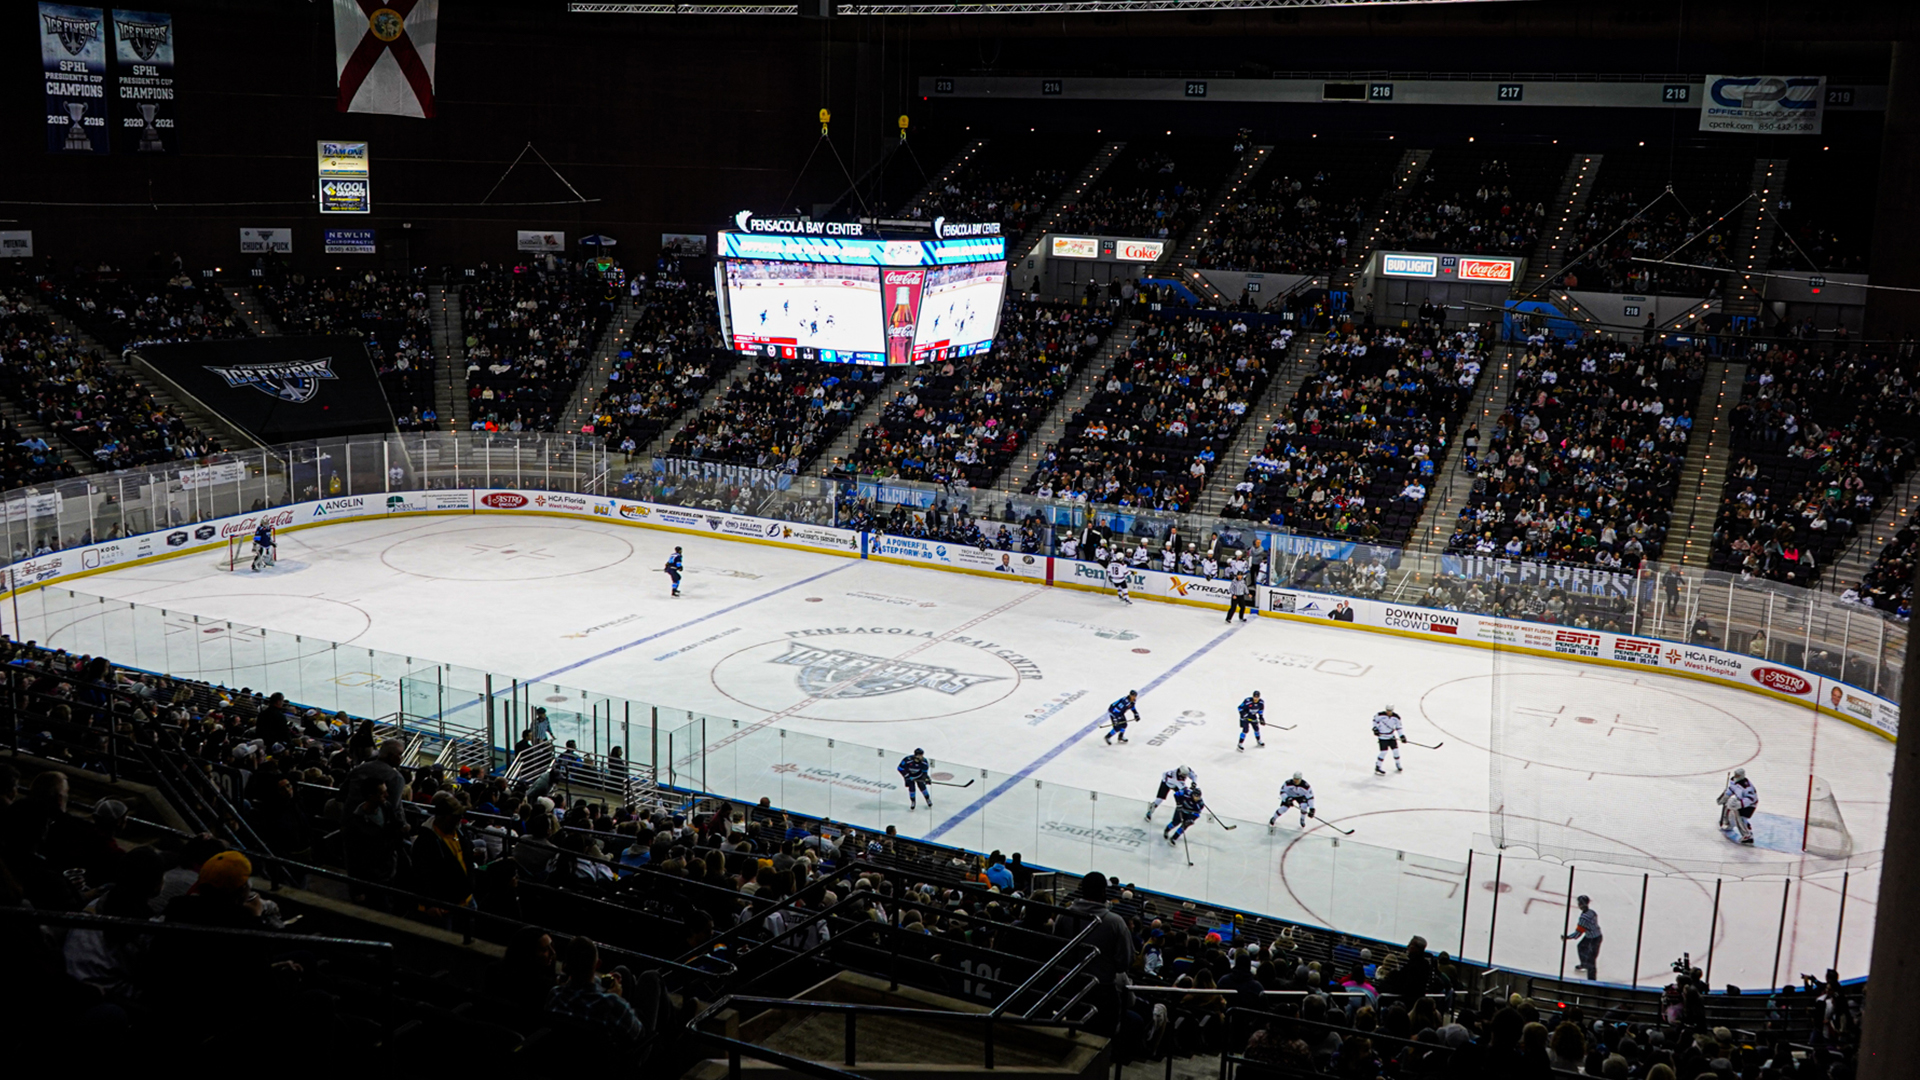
[{"xmin": 39, "ymin": 4, "xmax": 177, "ymax": 154}]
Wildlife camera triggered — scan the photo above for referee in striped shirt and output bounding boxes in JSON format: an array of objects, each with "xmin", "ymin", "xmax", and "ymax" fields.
[{"xmin": 1564, "ymin": 895, "xmax": 1602, "ymax": 980}]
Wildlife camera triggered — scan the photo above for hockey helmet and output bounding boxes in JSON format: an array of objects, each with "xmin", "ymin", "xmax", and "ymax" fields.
[
  {"xmin": 1731, "ymin": 767, "xmax": 1745, "ymax": 780},
  {"xmin": 913, "ymin": 748, "xmax": 925, "ymax": 756},
  {"xmin": 1291, "ymin": 772, "xmax": 1304, "ymax": 783},
  {"xmin": 1251, "ymin": 690, "xmax": 1262, "ymax": 698},
  {"xmin": 1175, "ymin": 766, "xmax": 1190, "ymax": 780}
]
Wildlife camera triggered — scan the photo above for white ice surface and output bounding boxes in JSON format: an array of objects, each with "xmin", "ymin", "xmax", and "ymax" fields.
[{"xmin": 16, "ymin": 515, "xmax": 1891, "ymax": 987}]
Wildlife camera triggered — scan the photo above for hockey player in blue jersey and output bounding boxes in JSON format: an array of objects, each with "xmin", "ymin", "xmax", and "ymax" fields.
[
  {"xmin": 663, "ymin": 546, "xmax": 684, "ymax": 597},
  {"xmin": 1237, "ymin": 691, "xmax": 1266, "ymax": 752},
  {"xmin": 1164, "ymin": 785, "xmax": 1204, "ymax": 844},
  {"xmin": 1104, "ymin": 690, "xmax": 1139, "ymax": 745},
  {"xmin": 898, "ymin": 748, "xmax": 932, "ymax": 809}
]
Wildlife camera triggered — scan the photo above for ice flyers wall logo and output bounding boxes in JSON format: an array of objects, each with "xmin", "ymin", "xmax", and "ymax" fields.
[
  {"xmin": 203, "ymin": 357, "xmax": 338, "ymax": 403},
  {"xmin": 43, "ymin": 12, "xmax": 101, "ymax": 55},
  {"xmin": 115, "ymin": 18, "xmax": 171, "ymax": 60},
  {"xmin": 769, "ymin": 641, "xmax": 1005, "ymax": 699}
]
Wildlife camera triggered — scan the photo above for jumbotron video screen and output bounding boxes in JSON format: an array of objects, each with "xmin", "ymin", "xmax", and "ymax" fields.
[{"xmin": 716, "ymin": 218, "xmax": 1007, "ymax": 366}]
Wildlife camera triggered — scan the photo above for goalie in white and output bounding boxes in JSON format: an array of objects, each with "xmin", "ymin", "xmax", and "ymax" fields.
[
  {"xmin": 1717, "ymin": 767, "xmax": 1758, "ymax": 844},
  {"xmin": 1270, "ymin": 772, "xmax": 1315, "ymax": 830},
  {"xmin": 249, "ymin": 520, "xmax": 278, "ymax": 572}
]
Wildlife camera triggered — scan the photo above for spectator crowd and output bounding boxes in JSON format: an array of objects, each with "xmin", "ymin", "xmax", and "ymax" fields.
[{"xmin": 461, "ymin": 262, "xmax": 617, "ymax": 432}]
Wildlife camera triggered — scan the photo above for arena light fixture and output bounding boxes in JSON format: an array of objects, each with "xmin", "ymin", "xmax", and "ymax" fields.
[{"xmin": 568, "ymin": 0, "xmax": 1528, "ymax": 13}]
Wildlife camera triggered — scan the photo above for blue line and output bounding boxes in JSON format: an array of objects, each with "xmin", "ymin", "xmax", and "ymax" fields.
[
  {"xmin": 925, "ymin": 620, "xmax": 1245, "ymax": 841},
  {"xmin": 441, "ymin": 560, "xmax": 855, "ymax": 718}
]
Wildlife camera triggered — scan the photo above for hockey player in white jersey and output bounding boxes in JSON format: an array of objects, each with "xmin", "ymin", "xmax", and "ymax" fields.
[
  {"xmin": 1717, "ymin": 767, "xmax": 1758, "ymax": 844},
  {"xmin": 1129, "ymin": 545, "xmax": 1151, "ymax": 568},
  {"xmin": 1145, "ymin": 765, "xmax": 1198, "ymax": 820},
  {"xmin": 1372, "ymin": 705, "xmax": 1404, "ymax": 775},
  {"xmin": 1270, "ymin": 772, "xmax": 1316, "ymax": 830},
  {"xmin": 1107, "ymin": 557, "xmax": 1132, "ymax": 604}
]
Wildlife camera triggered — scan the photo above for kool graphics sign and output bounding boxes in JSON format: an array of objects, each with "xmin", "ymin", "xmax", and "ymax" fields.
[
  {"xmin": 1700, "ymin": 75, "xmax": 1825, "ymax": 134},
  {"xmin": 319, "ymin": 178, "xmax": 370, "ymax": 214}
]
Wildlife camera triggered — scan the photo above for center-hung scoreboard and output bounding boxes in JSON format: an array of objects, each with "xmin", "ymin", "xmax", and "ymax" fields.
[{"xmin": 715, "ymin": 213, "xmax": 1008, "ymax": 366}]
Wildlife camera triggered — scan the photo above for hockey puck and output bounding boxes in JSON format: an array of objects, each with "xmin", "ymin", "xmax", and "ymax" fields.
[{"xmin": 1132, "ymin": 648, "xmax": 1151, "ymax": 654}]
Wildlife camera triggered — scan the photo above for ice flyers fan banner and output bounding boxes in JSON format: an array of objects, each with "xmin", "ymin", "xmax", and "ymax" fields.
[
  {"xmin": 334, "ymin": 0, "xmax": 438, "ymax": 118},
  {"xmin": 111, "ymin": 9, "xmax": 175, "ymax": 153},
  {"xmin": 131, "ymin": 338, "xmax": 393, "ymax": 442},
  {"xmin": 40, "ymin": 4, "xmax": 109, "ymax": 154}
]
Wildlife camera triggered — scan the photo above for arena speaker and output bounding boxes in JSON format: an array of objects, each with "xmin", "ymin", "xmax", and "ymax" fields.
[{"xmin": 798, "ymin": 0, "xmax": 836, "ymax": 18}]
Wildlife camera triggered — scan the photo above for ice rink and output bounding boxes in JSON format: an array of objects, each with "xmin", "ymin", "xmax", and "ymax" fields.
[{"xmin": 18, "ymin": 514, "xmax": 1891, "ymax": 987}]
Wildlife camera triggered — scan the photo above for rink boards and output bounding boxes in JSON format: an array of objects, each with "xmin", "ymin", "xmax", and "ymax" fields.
[{"xmin": 0, "ymin": 486, "xmax": 1900, "ymax": 743}]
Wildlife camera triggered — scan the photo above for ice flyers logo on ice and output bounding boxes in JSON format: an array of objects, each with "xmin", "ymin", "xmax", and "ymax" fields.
[
  {"xmin": 203, "ymin": 357, "xmax": 338, "ymax": 403},
  {"xmin": 770, "ymin": 641, "xmax": 1005, "ymax": 699}
]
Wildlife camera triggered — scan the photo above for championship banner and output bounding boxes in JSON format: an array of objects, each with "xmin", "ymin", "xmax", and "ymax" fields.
[
  {"xmin": 39, "ymin": 4, "xmax": 109, "ymax": 155},
  {"xmin": 130, "ymin": 337, "xmax": 393, "ymax": 442},
  {"xmin": 110, "ymin": 9, "xmax": 173, "ymax": 153},
  {"xmin": 334, "ymin": 0, "xmax": 438, "ymax": 119},
  {"xmin": 1700, "ymin": 75, "xmax": 1825, "ymax": 134}
]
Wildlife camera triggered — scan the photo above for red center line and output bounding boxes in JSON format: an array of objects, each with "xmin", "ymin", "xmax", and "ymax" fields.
[{"xmin": 680, "ymin": 586, "xmax": 1047, "ymax": 768}]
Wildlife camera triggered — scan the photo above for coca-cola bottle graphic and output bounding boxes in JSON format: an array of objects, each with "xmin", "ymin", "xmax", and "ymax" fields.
[{"xmin": 887, "ymin": 284, "xmax": 915, "ymax": 365}]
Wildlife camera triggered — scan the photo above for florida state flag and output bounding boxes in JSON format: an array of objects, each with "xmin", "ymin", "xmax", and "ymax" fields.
[{"xmin": 334, "ymin": 0, "xmax": 438, "ymax": 118}]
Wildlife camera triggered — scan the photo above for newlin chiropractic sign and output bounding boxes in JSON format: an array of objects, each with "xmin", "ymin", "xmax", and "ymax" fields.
[{"xmin": 129, "ymin": 337, "xmax": 392, "ymax": 441}]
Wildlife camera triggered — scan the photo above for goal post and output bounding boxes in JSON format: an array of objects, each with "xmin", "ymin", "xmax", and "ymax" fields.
[
  {"xmin": 216, "ymin": 535, "xmax": 246, "ymax": 571},
  {"xmin": 1801, "ymin": 775, "xmax": 1853, "ymax": 859}
]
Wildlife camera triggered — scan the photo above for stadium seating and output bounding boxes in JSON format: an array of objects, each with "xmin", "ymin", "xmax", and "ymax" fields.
[
  {"xmin": 1771, "ymin": 149, "xmax": 1874, "ymax": 273},
  {"xmin": 1229, "ymin": 325, "xmax": 1487, "ymax": 545},
  {"xmin": 665, "ymin": 358, "xmax": 887, "ymax": 472},
  {"xmin": 899, "ymin": 134, "xmax": 1103, "ymax": 239},
  {"xmin": 256, "ymin": 269, "xmax": 441, "ymax": 430},
  {"xmin": 589, "ymin": 258, "xmax": 726, "ymax": 455},
  {"xmin": 1447, "ymin": 341, "xmax": 1704, "ymax": 571},
  {"xmin": 1193, "ymin": 143, "xmax": 1400, "ymax": 275},
  {"xmin": 46, "ymin": 272, "xmax": 247, "ymax": 349},
  {"xmin": 1053, "ymin": 137, "xmax": 1240, "ymax": 241},
  {"xmin": 1559, "ymin": 148, "xmax": 1753, "ymax": 297},
  {"xmin": 1713, "ymin": 343, "xmax": 1918, "ymax": 587},
  {"xmin": 1844, "ymin": 524, "xmax": 1914, "ymax": 619},
  {"xmin": 0, "ymin": 289, "xmax": 222, "ymax": 473},
  {"xmin": 461, "ymin": 263, "xmax": 615, "ymax": 431},
  {"xmin": 1025, "ymin": 313, "xmax": 1285, "ymax": 512},
  {"xmin": 1377, "ymin": 146, "xmax": 1564, "ymax": 257},
  {"xmin": 845, "ymin": 298, "xmax": 1114, "ymax": 487}
]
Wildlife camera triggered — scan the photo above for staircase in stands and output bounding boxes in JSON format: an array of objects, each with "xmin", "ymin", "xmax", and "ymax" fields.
[
  {"xmin": 220, "ymin": 278, "xmax": 281, "ymax": 336},
  {"xmin": 559, "ymin": 293, "xmax": 642, "ymax": 434},
  {"xmin": 1822, "ymin": 468, "xmax": 1920, "ymax": 594},
  {"xmin": 1720, "ymin": 158, "xmax": 1788, "ymax": 323},
  {"xmin": 1670, "ymin": 358, "xmax": 1749, "ymax": 568},
  {"xmin": 1157, "ymin": 144, "xmax": 1275, "ymax": 305},
  {"xmin": 896, "ymin": 138, "xmax": 987, "ymax": 218},
  {"xmin": 642, "ymin": 351, "xmax": 755, "ymax": 459},
  {"xmin": 812, "ymin": 374, "xmax": 900, "ymax": 478},
  {"xmin": 1409, "ymin": 344, "xmax": 1519, "ymax": 554},
  {"xmin": 1010, "ymin": 141, "xmax": 1127, "ymax": 290},
  {"xmin": 1520, "ymin": 152, "xmax": 1604, "ymax": 293},
  {"xmin": 1333, "ymin": 147, "xmax": 1432, "ymax": 297},
  {"xmin": 991, "ymin": 317, "xmax": 1140, "ymax": 494},
  {"xmin": 1190, "ymin": 332, "xmax": 1320, "ymax": 518},
  {"xmin": 428, "ymin": 284, "xmax": 467, "ymax": 431}
]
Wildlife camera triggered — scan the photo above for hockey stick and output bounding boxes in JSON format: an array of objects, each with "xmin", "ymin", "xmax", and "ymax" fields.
[
  {"xmin": 1183, "ymin": 833, "xmax": 1195, "ymax": 867},
  {"xmin": 1205, "ymin": 806, "xmax": 1238, "ymax": 831},
  {"xmin": 1401, "ymin": 738, "xmax": 1444, "ymax": 750},
  {"xmin": 1315, "ymin": 816, "xmax": 1356, "ymax": 836},
  {"xmin": 1265, "ymin": 722, "xmax": 1298, "ymax": 731},
  {"xmin": 929, "ymin": 779, "xmax": 975, "ymax": 788}
]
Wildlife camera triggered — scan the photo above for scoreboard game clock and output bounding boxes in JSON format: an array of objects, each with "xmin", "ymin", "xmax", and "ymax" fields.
[{"xmin": 716, "ymin": 214, "xmax": 1008, "ymax": 367}]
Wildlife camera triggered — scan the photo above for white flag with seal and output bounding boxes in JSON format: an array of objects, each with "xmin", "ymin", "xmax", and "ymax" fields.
[{"xmin": 334, "ymin": 0, "xmax": 438, "ymax": 119}]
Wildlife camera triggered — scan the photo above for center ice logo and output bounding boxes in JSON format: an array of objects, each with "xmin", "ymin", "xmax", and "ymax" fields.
[{"xmin": 770, "ymin": 641, "xmax": 1005, "ymax": 699}]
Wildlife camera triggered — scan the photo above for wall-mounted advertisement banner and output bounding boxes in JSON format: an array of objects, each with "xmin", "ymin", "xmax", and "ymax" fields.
[
  {"xmin": 132, "ymin": 337, "xmax": 390, "ymax": 442},
  {"xmin": 1050, "ymin": 236, "xmax": 1100, "ymax": 259},
  {"xmin": 1456, "ymin": 257, "xmax": 1517, "ymax": 283},
  {"xmin": 323, "ymin": 229, "xmax": 375, "ymax": 254},
  {"xmin": 40, "ymin": 4, "xmax": 109, "ymax": 155},
  {"xmin": 0, "ymin": 232, "xmax": 34, "ymax": 259},
  {"xmin": 316, "ymin": 140, "xmax": 369, "ymax": 176},
  {"xmin": 240, "ymin": 228, "xmax": 292, "ymax": 254},
  {"xmin": 319, "ymin": 178, "xmax": 371, "ymax": 214},
  {"xmin": 2, "ymin": 491, "xmax": 65, "ymax": 524},
  {"xmin": 1381, "ymin": 253, "xmax": 1438, "ymax": 278},
  {"xmin": 662, "ymin": 232, "xmax": 707, "ymax": 256},
  {"xmin": 516, "ymin": 230, "xmax": 565, "ymax": 253},
  {"xmin": 1114, "ymin": 239, "xmax": 1166, "ymax": 262},
  {"xmin": 1700, "ymin": 75, "xmax": 1825, "ymax": 134},
  {"xmin": 178, "ymin": 460, "xmax": 249, "ymax": 490},
  {"xmin": 110, "ymin": 8, "xmax": 174, "ymax": 153}
]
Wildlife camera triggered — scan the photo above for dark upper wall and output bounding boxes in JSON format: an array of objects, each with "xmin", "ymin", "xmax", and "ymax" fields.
[{"xmin": 2, "ymin": 0, "xmax": 1906, "ymax": 273}]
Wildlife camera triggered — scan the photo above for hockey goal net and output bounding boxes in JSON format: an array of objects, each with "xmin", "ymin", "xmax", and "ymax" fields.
[
  {"xmin": 216, "ymin": 535, "xmax": 270, "ymax": 572},
  {"xmin": 1802, "ymin": 776, "xmax": 1853, "ymax": 859}
]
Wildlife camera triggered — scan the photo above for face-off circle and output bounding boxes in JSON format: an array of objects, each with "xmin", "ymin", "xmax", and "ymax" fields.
[
  {"xmin": 1420, "ymin": 671, "xmax": 1761, "ymax": 777},
  {"xmin": 708, "ymin": 629, "xmax": 1035, "ymax": 723},
  {"xmin": 380, "ymin": 525, "xmax": 633, "ymax": 581}
]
